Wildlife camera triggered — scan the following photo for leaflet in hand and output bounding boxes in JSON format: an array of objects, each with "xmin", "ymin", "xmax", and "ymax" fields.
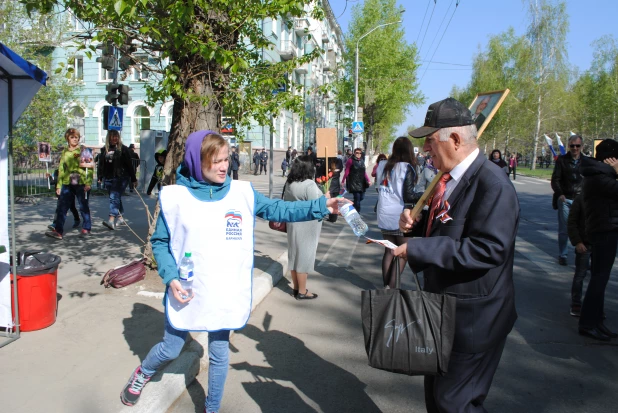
[{"xmin": 365, "ymin": 237, "xmax": 398, "ymax": 250}]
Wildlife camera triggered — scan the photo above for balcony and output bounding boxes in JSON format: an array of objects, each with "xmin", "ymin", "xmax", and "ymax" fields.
[
  {"xmin": 294, "ymin": 64, "xmax": 308, "ymax": 75},
  {"xmin": 294, "ymin": 18, "xmax": 309, "ymax": 36},
  {"xmin": 322, "ymin": 33, "xmax": 330, "ymax": 43},
  {"xmin": 278, "ymin": 40, "xmax": 297, "ymax": 61},
  {"xmin": 323, "ymin": 62, "xmax": 333, "ymax": 72}
]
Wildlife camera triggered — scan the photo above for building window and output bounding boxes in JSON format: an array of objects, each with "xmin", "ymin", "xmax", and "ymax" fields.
[
  {"xmin": 132, "ymin": 106, "xmax": 151, "ymax": 143},
  {"xmin": 132, "ymin": 55, "xmax": 150, "ymax": 81},
  {"xmin": 99, "ymin": 65, "xmax": 113, "ymax": 82},
  {"xmin": 72, "ymin": 56, "xmax": 83, "ymax": 81},
  {"xmin": 166, "ymin": 106, "xmax": 173, "ymax": 132},
  {"xmin": 69, "ymin": 106, "xmax": 85, "ymax": 138}
]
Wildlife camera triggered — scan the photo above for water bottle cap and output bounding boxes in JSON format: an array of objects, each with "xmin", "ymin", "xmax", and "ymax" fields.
[{"xmin": 184, "ymin": 252, "xmax": 191, "ymax": 258}]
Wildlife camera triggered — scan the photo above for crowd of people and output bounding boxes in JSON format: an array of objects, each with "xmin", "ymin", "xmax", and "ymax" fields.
[{"xmin": 44, "ymin": 101, "xmax": 617, "ymax": 412}]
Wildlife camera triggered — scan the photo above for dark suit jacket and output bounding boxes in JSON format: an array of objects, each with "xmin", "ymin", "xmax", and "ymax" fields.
[{"xmin": 406, "ymin": 152, "xmax": 519, "ymax": 354}]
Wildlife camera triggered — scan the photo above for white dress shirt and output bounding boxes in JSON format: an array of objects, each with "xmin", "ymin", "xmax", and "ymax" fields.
[{"xmin": 444, "ymin": 148, "xmax": 479, "ymax": 202}]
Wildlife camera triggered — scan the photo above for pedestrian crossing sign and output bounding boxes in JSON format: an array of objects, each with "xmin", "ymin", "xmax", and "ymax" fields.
[
  {"xmin": 108, "ymin": 106, "xmax": 123, "ymax": 131},
  {"xmin": 352, "ymin": 121, "xmax": 364, "ymax": 133}
]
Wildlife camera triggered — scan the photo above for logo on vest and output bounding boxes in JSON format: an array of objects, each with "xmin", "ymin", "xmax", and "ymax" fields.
[{"xmin": 225, "ymin": 210, "xmax": 243, "ymax": 240}]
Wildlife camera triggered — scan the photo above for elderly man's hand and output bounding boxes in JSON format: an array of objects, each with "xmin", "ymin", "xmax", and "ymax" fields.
[
  {"xmin": 399, "ymin": 208, "xmax": 421, "ymax": 233},
  {"xmin": 394, "ymin": 242, "xmax": 408, "ymax": 259}
]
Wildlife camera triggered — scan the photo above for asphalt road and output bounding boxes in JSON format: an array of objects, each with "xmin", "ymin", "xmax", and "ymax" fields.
[{"xmin": 169, "ymin": 174, "xmax": 618, "ymax": 413}]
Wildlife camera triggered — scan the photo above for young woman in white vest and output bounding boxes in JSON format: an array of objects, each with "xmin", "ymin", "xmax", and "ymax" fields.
[
  {"xmin": 375, "ymin": 136, "xmax": 420, "ymax": 288},
  {"xmin": 120, "ymin": 130, "xmax": 344, "ymax": 412}
]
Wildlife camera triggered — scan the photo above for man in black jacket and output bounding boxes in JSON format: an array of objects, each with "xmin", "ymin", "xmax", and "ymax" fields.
[
  {"xmin": 551, "ymin": 134, "xmax": 584, "ymax": 266},
  {"xmin": 259, "ymin": 148, "xmax": 268, "ymax": 175},
  {"xmin": 397, "ymin": 98, "xmax": 519, "ymax": 413},
  {"xmin": 578, "ymin": 139, "xmax": 618, "ymax": 341}
]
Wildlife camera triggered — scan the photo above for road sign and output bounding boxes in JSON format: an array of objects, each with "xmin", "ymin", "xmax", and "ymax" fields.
[
  {"xmin": 352, "ymin": 121, "xmax": 364, "ymax": 133},
  {"xmin": 108, "ymin": 106, "xmax": 123, "ymax": 131}
]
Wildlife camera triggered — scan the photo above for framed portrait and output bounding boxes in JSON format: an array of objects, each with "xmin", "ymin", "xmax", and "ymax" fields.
[
  {"xmin": 38, "ymin": 142, "xmax": 51, "ymax": 162},
  {"xmin": 79, "ymin": 147, "xmax": 95, "ymax": 168},
  {"xmin": 468, "ymin": 89, "xmax": 510, "ymax": 138}
]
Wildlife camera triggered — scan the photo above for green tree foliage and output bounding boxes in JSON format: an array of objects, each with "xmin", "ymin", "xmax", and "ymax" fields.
[
  {"xmin": 452, "ymin": 0, "xmax": 573, "ymax": 168},
  {"xmin": 573, "ymin": 35, "xmax": 618, "ymax": 139},
  {"xmin": 340, "ymin": 0, "xmax": 423, "ymax": 154},
  {"xmin": 0, "ymin": 1, "xmax": 75, "ymax": 155}
]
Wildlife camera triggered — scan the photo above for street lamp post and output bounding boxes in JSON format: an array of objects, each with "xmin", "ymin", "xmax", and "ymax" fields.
[{"xmin": 354, "ymin": 19, "xmax": 402, "ymax": 149}]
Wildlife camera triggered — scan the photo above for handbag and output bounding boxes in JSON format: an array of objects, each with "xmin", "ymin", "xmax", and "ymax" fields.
[
  {"xmin": 268, "ymin": 183, "xmax": 288, "ymax": 233},
  {"xmin": 268, "ymin": 221, "xmax": 287, "ymax": 233},
  {"xmin": 361, "ymin": 257, "xmax": 457, "ymax": 376},
  {"xmin": 101, "ymin": 258, "xmax": 146, "ymax": 288}
]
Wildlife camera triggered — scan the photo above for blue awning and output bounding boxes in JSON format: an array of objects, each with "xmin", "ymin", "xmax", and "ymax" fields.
[{"xmin": 0, "ymin": 42, "xmax": 48, "ymax": 137}]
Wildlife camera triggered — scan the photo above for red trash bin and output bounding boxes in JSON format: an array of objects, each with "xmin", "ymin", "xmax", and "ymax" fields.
[{"xmin": 10, "ymin": 252, "xmax": 61, "ymax": 332}]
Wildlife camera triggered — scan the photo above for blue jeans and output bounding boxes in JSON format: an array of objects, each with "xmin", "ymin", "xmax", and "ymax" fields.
[
  {"xmin": 352, "ymin": 191, "xmax": 365, "ymax": 212},
  {"xmin": 141, "ymin": 315, "xmax": 231, "ymax": 412},
  {"xmin": 104, "ymin": 177, "xmax": 129, "ymax": 217},
  {"xmin": 55, "ymin": 184, "xmax": 91, "ymax": 235},
  {"xmin": 557, "ymin": 198, "xmax": 572, "ymax": 259},
  {"xmin": 571, "ymin": 248, "xmax": 591, "ymax": 305}
]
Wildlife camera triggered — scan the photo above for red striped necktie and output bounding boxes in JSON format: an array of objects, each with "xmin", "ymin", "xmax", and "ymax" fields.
[{"xmin": 426, "ymin": 173, "xmax": 452, "ymax": 237}]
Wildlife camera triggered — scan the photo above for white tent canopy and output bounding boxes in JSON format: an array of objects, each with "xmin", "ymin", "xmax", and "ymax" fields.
[{"xmin": 0, "ymin": 42, "xmax": 48, "ymax": 346}]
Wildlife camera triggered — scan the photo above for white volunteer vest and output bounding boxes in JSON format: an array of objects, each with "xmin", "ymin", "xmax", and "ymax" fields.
[
  {"xmin": 376, "ymin": 162, "xmax": 409, "ymax": 231},
  {"xmin": 160, "ymin": 181, "xmax": 255, "ymax": 331}
]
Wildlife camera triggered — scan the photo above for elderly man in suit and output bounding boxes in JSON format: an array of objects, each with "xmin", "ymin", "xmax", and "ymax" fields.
[{"xmin": 396, "ymin": 97, "xmax": 519, "ymax": 413}]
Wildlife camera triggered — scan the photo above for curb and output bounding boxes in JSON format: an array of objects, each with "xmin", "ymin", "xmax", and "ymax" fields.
[{"xmin": 120, "ymin": 250, "xmax": 289, "ymax": 413}]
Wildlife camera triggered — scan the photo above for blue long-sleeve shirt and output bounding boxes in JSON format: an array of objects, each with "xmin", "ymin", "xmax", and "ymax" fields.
[{"xmin": 152, "ymin": 167, "xmax": 329, "ymax": 287}]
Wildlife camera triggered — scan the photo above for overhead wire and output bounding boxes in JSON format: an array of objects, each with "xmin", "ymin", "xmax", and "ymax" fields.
[
  {"xmin": 415, "ymin": 0, "xmax": 432, "ymax": 45},
  {"xmin": 417, "ymin": 0, "xmax": 438, "ymax": 56},
  {"xmin": 422, "ymin": 0, "xmax": 454, "ymax": 64},
  {"xmin": 419, "ymin": 0, "xmax": 461, "ymax": 83}
]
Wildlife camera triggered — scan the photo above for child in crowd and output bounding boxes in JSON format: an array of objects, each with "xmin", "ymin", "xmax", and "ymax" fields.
[
  {"xmin": 147, "ymin": 149, "xmax": 167, "ymax": 196},
  {"xmin": 281, "ymin": 158, "xmax": 289, "ymax": 177},
  {"xmin": 45, "ymin": 128, "xmax": 92, "ymax": 240}
]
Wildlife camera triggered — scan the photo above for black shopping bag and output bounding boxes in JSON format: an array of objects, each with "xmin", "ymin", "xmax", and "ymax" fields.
[{"xmin": 361, "ymin": 258, "xmax": 457, "ymax": 376}]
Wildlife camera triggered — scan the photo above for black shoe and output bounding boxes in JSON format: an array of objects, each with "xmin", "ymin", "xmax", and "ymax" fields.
[
  {"xmin": 578, "ymin": 327, "xmax": 611, "ymax": 341},
  {"xmin": 296, "ymin": 289, "xmax": 318, "ymax": 300},
  {"xmin": 120, "ymin": 366, "xmax": 151, "ymax": 406},
  {"xmin": 292, "ymin": 289, "xmax": 299, "ymax": 298},
  {"xmin": 559, "ymin": 257, "xmax": 568, "ymax": 266},
  {"xmin": 570, "ymin": 304, "xmax": 581, "ymax": 317},
  {"xmin": 598, "ymin": 324, "xmax": 618, "ymax": 338}
]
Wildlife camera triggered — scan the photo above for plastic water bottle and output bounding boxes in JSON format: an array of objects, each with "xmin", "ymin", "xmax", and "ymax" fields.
[
  {"xmin": 338, "ymin": 199, "xmax": 368, "ymax": 237},
  {"xmin": 178, "ymin": 252, "xmax": 194, "ymax": 299}
]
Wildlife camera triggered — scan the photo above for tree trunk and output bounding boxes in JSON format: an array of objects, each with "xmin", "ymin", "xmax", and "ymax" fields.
[
  {"xmin": 142, "ymin": 72, "xmax": 222, "ymax": 266},
  {"xmin": 531, "ymin": 85, "xmax": 542, "ymax": 170}
]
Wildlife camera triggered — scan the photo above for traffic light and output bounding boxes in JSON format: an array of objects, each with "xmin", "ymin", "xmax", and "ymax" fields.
[
  {"xmin": 105, "ymin": 82, "xmax": 120, "ymax": 105},
  {"xmin": 118, "ymin": 55, "xmax": 132, "ymax": 71},
  {"xmin": 118, "ymin": 85, "xmax": 131, "ymax": 105},
  {"xmin": 96, "ymin": 41, "xmax": 115, "ymax": 71},
  {"xmin": 348, "ymin": 129, "xmax": 353, "ymax": 138}
]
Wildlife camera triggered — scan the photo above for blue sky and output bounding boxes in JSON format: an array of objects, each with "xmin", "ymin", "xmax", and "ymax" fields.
[{"xmin": 329, "ymin": 0, "xmax": 618, "ymax": 135}]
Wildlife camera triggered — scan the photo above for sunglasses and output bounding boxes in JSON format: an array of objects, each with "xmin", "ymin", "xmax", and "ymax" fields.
[
  {"xmin": 570, "ymin": 144, "xmax": 581, "ymax": 148},
  {"xmin": 354, "ymin": 151, "xmax": 362, "ymax": 154}
]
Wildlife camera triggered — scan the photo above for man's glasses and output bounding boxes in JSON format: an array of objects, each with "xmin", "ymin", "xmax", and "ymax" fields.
[
  {"xmin": 570, "ymin": 144, "xmax": 581, "ymax": 148},
  {"xmin": 354, "ymin": 151, "xmax": 362, "ymax": 154}
]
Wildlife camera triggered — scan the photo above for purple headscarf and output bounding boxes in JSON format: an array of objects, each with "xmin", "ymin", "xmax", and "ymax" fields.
[{"xmin": 184, "ymin": 130, "xmax": 216, "ymax": 181}]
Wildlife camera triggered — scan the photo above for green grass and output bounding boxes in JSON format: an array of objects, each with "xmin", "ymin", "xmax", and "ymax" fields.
[{"xmin": 517, "ymin": 166, "xmax": 553, "ymax": 180}]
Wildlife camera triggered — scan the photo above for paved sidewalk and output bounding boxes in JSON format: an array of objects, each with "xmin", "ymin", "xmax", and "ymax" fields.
[{"xmin": 0, "ymin": 171, "xmax": 291, "ymax": 413}]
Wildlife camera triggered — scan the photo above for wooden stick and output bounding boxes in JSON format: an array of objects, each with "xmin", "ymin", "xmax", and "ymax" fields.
[{"xmin": 409, "ymin": 171, "xmax": 443, "ymax": 220}]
